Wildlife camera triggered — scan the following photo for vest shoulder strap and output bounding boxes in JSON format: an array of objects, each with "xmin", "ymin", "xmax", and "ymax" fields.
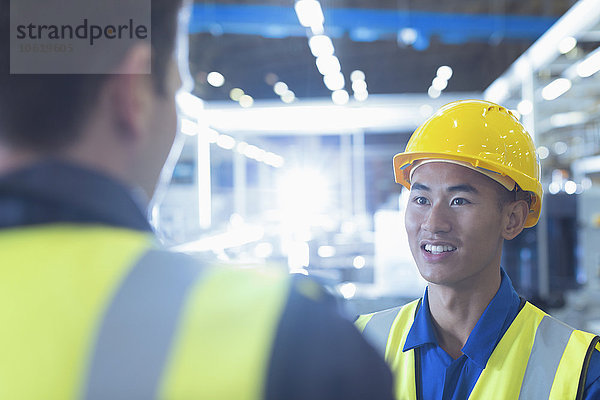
[
  {"xmin": 360, "ymin": 299, "xmax": 420, "ymax": 358},
  {"xmin": 82, "ymin": 248, "xmax": 207, "ymax": 400}
]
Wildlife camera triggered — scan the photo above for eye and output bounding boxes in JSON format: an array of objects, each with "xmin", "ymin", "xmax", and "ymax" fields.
[
  {"xmin": 413, "ymin": 196, "xmax": 430, "ymax": 205},
  {"xmin": 451, "ymin": 198, "xmax": 470, "ymax": 206}
]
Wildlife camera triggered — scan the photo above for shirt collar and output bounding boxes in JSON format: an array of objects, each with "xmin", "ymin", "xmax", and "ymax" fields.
[
  {"xmin": 403, "ymin": 269, "xmax": 521, "ymax": 369},
  {"xmin": 0, "ymin": 159, "xmax": 152, "ymax": 232}
]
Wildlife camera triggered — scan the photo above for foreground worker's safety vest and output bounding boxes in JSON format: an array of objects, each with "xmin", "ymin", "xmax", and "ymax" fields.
[
  {"xmin": 356, "ymin": 299, "xmax": 600, "ymax": 400},
  {"xmin": 0, "ymin": 224, "xmax": 290, "ymax": 399}
]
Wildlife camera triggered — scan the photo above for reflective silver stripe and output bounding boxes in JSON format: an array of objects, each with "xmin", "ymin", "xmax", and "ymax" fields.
[
  {"xmin": 82, "ymin": 249, "xmax": 205, "ymax": 400},
  {"xmin": 362, "ymin": 306, "xmax": 403, "ymax": 357},
  {"xmin": 518, "ymin": 315, "xmax": 574, "ymax": 399}
]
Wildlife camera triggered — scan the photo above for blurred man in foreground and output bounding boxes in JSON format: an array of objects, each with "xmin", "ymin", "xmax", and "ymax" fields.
[{"xmin": 0, "ymin": 0, "xmax": 394, "ymax": 398}]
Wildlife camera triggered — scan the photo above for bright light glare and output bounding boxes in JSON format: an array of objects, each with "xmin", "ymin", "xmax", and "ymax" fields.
[
  {"xmin": 277, "ymin": 169, "xmax": 330, "ymax": 216},
  {"xmin": 216, "ymin": 134, "xmax": 236, "ymax": 150},
  {"xmin": 353, "ymin": 256, "xmax": 366, "ymax": 269},
  {"xmin": 352, "ymin": 80, "xmax": 367, "ymax": 93},
  {"xmin": 264, "ymin": 152, "xmax": 285, "ymax": 168},
  {"xmin": 180, "ymin": 118, "xmax": 198, "ymax": 136},
  {"xmin": 436, "ymin": 65, "xmax": 453, "ymax": 80},
  {"xmin": 420, "ymin": 104, "xmax": 433, "ymax": 117},
  {"xmin": 274, "ymin": 81, "xmax": 288, "ymax": 96},
  {"xmin": 582, "ymin": 178, "xmax": 593, "ymax": 190},
  {"xmin": 550, "ymin": 111, "xmax": 586, "ymax": 128},
  {"xmin": 281, "ymin": 90, "xmax": 296, "ymax": 103},
  {"xmin": 565, "ymin": 180, "xmax": 577, "ymax": 195},
  {"xmin": 324, "ymin": 72, "xmax": 345, "ymax": 91},
  {"xmin": 339, "ymin": 282, "xmax": 357, "ymax": 299},
  {"xmin": 316, "ymin": 55, "xmax": 341, "ymax": 75},
  {"xmin": 432, "ymin": 76, "xmax": 448, "ymax": 91},
  {"xmin": 229, "ymin": 88, "xmax": 244, "ymax": 101},
  {"xmin": 350, "ymin": 70, "xmax": 365, "ymax": 82},
  {"xmin": 577, "ymin": 50, "xmax": 600, "ymax": 78},
  {"xmin": 428, "ymin": 86, "xmax": 441, "ymax": 99},
  {"xmin": 287, "ymin": 241, "xmax": 310, "ymax": 270},
  {"xmin": 255, "ymin": 242, "xmax": 274, "ymax": 259},
  {"xmin": 548, "ymin": 182, "xmax": 560, "ymax": 195},
  {"xmin": 205, "ymin": 128, "xmax": 219, "ymax": 143},
  {"xmin": 517, "ymin": 99, "xmax": 533, "ymax": 115},
  {"xmin": 309, "ymin": 35, "xmax": 334, "ymax": 57},
  {"xmin": 541, "ymin": 78, "xmax": 571, "ymax": 101},
  {"xmin": 239, "ymin": 94, "xmax": 254, "ymax": 108},
  {"xmin": 207, "ymin": 71, "xmax": 225, "ymax": 87},
  {"xmin": 318, "ymin": 245, "xmax": 336, "ymax": 258},
  {"xmin": 558, "ymin": 36, "xmax": 577, "ymax": 55},
  {"xmin": 332, "ymin": 89, "xmax": 349, "ymax": 105},
  {"xmin": 354, "ymin": 90, "xmax": 368, "ymax": 101},
  {"xmin": 294, "ymin": 0, "xmax": 324, "ymax": 28},
  {"xmin": 537, "ymin": 146, "xmax": 550, "ymax": 160}
]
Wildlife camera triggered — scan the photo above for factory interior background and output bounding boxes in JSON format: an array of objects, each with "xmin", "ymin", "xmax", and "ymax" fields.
[{"xmin": 152, "ymin": 0, "xmax": 600, "ymax": 331}]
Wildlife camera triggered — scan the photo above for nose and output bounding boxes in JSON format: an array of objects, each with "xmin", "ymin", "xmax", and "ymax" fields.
[{"xmin": 422, "ymin": 203, "xmax": 452, "ymax": 234}]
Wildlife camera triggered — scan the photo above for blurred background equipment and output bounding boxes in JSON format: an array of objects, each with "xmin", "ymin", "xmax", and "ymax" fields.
[{"xmin": 151, "ymin": 0, "xmax": 600, "ymax": 328}]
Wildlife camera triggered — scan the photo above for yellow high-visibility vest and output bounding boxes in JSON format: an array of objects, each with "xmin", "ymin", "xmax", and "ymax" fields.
[
  {"xmin": 0, "ymin": 224, "xmax": 290, "ymax": 399},
  {"xmin": 356, "ymin": 298, "xmax": 600, "ymax": 400}
]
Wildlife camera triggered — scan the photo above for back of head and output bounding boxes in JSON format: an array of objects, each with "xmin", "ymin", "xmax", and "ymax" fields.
[{"xmin": 0, "ymin": 0, "xmax": 182, "ymax": 153}]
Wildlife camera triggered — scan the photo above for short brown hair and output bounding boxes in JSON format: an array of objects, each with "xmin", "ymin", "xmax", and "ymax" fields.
[{"xmin": 0, "ymin": 0, "xmax": 183, "ymax": 152}]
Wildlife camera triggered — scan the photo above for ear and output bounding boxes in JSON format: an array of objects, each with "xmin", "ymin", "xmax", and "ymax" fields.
[
  {"xmin": 502, "ymin": 200, "xmax": 529, "ymax": 240},
  {"xmin": 109, "ymin": 44, "xmax": 153, "ymax": 143}
]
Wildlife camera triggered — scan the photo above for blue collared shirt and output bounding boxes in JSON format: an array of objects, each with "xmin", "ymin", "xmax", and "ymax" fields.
[{"xmin": 403, "ymin": 269, "xmax": 600, "ymax": 400}]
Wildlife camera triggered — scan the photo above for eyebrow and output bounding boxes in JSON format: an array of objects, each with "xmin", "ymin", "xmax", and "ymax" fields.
[{"xmin": 411, "ymin": 182, "xmax": 479, "ymax": 194}]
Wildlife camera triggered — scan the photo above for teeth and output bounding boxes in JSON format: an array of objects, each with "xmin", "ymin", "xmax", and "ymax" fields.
[{"xmin": 424, "ymin": 244, "xmax": 457, "ymax": 254}]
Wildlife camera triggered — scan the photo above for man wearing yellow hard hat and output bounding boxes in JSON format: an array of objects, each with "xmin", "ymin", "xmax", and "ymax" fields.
[{"xmin": 356, "ymin": 100, "xmax": 600, "ymax": 399}]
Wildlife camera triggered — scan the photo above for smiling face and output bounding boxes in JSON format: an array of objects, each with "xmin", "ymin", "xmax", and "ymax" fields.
[{"xmin": 405, "ymin": 162, "xmax": 507, "ymax": 289}]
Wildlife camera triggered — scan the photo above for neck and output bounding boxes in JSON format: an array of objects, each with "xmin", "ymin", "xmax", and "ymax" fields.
[{"xmin": 427, "ymin": 268, "xmax": 502, "ymax": 359}]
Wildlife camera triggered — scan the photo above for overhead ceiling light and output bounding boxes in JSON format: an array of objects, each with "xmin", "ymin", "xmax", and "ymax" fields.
[
  {"xmin": 229, "ymin": 88, "xmax": 244, "ymax": 101},
  {"xmin": 316, "ymin": 55, "xmax": 341, "ymax": 75},
  {"xmin": 432, "ymin": 76, "xmax": 448, "ymax": 91},
  {"xmin": 398, "ymin": 28, "xmax": 417, "ymax": 45},
  {"xmin": 436, "ymin": 65, "xmax": 453, "ymax": 80},
  {"xmin": 308, "ymin": 35, "xmax": 334, "ymax": 57},
  {"xmin": 324, "ymin": 72, "xmax": 345, "ymax": 91},
  {"xmin": 427, "ymin": 86, "xmax": 441, "ymax": 99},
  {"xmin": 517, "ymin": 99, "xmax": 533, "ymax": 115},
  {"xmin": 180, "ymin": 118, "xmax": 198, "ymax": 136},
  {"xmin": 541, "ymin": 78, "xmax": 571, "ymax": 101},
  {"xmin": 576, "ymin": 49, "xmax": 600, "ymax": 78},
  {"xmin": 239, "ymin": 95, "xmax": 254, "ymax": 108},
  {"xmin": 206, "ymin": 71, "xmax": 225, "ymax": 87},
  {"xmin": 273, "ymin": 81, "xmax": 288, "ymax": 96},
  {"xmin": 216, "ymin": 134, "xmax": 236, "ymax": 150},
  {"xmin": 331, "ymin": 89, "xmax": 349, "ymax": 105},
  {"xmin": 294, "ymin": 0, "xmax": 324, "ymax": 29},
  {"xmin": 354, "ymin": 90, "xmax": 368, "ymax": 102},
  {"xmin": 351, "ymin": 80, "xmax": 367, "ymax": 92},
  {"xmin": 558, "ymin": 36, "xmax": 577, "ymax": 55},
  {"xmin": 281, "ymin": 90, "xmax": 296, "ymax": 103},
  {"xmin": 350, "ymin": 70, "xmax": 365, "ymax": 82}
]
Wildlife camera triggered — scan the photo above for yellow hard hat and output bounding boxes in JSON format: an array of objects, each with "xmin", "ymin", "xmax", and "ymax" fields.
[{"xmin": 393, "ymin": 99, "xmax": 542, "ymax": 228}]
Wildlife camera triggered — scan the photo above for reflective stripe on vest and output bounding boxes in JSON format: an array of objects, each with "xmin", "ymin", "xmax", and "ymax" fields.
[
  {"xmin": 82, "ymin": 249, "xmax": 205, "ymax": 400},
  {"xmin": 519, "ymin": 315, "xmax": 573, "ymax": 399},
  {"xmin": 0, "ymin": 225, "xmax": 290, "ymax": 399},
  {"xmin": 357, "ymin": 300, "xmax": 599, "ymax": 400}
]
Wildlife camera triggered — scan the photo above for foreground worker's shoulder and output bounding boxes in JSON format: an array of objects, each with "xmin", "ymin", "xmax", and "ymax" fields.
[
  {"xmin": 583, "ymin": 341, "xmax": 600, "ymax": 399},
  {"xmin": 265, "ymin": 275, "xmax": 395, "ymax": 400}
]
